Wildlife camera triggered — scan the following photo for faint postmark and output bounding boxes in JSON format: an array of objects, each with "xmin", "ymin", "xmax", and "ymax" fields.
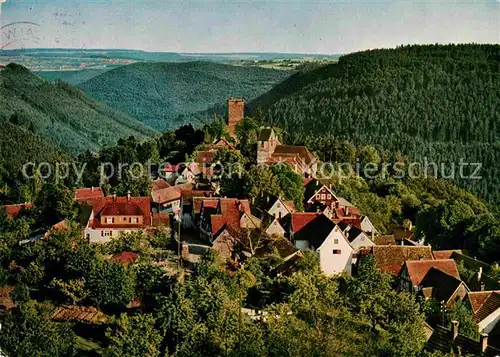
[{"xmin": 1, "ymin": 21, "xmax": 41, "ymax": 49}]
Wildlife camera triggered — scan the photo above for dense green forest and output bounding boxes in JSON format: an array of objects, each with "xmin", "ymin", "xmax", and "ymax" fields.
[
  {"xmin": 79, "ymin": 61, "xmax": 291, "ymax": 131},
  {"xmin": 248, "ymin": 44, "xmax": 500, "ymax": 203},
  {"xmin": 0, "ymin": 63, "xmax": 156, "ymax": 155}
]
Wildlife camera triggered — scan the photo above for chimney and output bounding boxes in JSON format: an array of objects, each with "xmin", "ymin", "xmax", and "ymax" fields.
[
  {"xmin": 480, "ymin": 333, "xmax": 488, "ymax": 353},
  {"xmin": 91, "ymin": 186, "xmax": 94, "ymax": 192},
  {"xmin": 345, "ymin": 207, "xmax": 349, "ymax": 216},
  {"xmin": 481, "ymin": 282, "xmax": 486, "ymax": 291},
  {"xmin": 127, "ymin": 191, "xmax": 131, "ymax": 200},
  {"xmin": 181, "ymin": 241, "xmax": 189, "ymax": 260},
  {"xmin": 113, "ymin": 193, "xmax": 117, "ymax": 201},
  {"xmin": 451, "ymin": 321, "xmax": 459, "ymax": 340},
  {"xmin": 478, "ymin": 267, "xmax": 483, "ymax": 282}
]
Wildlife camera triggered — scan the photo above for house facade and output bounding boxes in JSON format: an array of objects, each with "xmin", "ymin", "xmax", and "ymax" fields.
[
  {"xmin": 84, "ymin": 196, "xmax": 151, "ymax": 243},
  {"xmin": 266, "ymin": 196, "xmax": 295, "ymax": 220},
  {"xmin": 292, "ymin": 213, "xmax": 354, "ymax": 276}
]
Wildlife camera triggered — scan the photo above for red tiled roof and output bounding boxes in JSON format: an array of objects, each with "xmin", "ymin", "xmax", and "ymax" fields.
[
  {"xmin": 403, "ymin": 259, "xmax": 460, "ymax": 286},
  {"xmin": 151, "ymin": 178, "xmax": 170, "ymax": 192},
  {"xmin": 4, "ymin": 203, "xmax": 33, "ymax": 218},
  {"xmin": 341, "ymin": 217, "xmax": 362, "ymax": 229},
  {"xmin": 203, "ymin": 199, "xmax": 219, "ymax": 209},
  {"xmin": 151, "ymin": 212, "xmax": 170, "ymax": 227},
  {"xmin": 102, "ymin": 202, "xmax": 144, "ymax": 216},
  {"xmin": 211, "ymin": 215, "xmax": 227, "ymax": 236},
  {"xmin": 273, "ymin": 145, "xmax": 316, "ymax": 165},
  {"xmin": 194, "ymin": 197, "xmax": 218, "ymax": 214},
  {"xmin": 203, "ymin": 198, "xmax": 253, "ymax": 236},
  {"xmin": 111, "ymin": 252, "xmax": 140, "ymax": 266},
  {"xmin": 196, "ymin": 151, "xmax": 215, "ymax": 164},
  {"xmin": 335, "ymin": 207, "xmax": 360, "ymax": 219},
  {"xmin": 470, "ymin": 291, "xmax": 500, "ymax": 323},
  {"xmin": 372, "ymin": 245, "xmax": 434, "ymax": 275},
  {"xmin": 75, "ymin": 187, "xmax": 104, "ymax": 202},
  {"xmin": 433, "ymin": 250, "xmax": 463, "ymax": 260},
  {"xmin": 90, "ymin": 196, "xmax": 151, "ymax": 229},
  {"xmin": 303, "ymin": 178, "xmax": 314, "ymax": 186},
  {"xmin": 468, "ymin": 291, "xmax": 500, "ymax": 314},
  {"xmin": 152, "ymin": 183, "xmax": 194, "ymax": 204},
  {"xmin": 283, "ymin": 200, "xmax": 296, "ymax": 212},
  {"xmin": 290, "ymin": 212, "xmax": 321, "ymax": 233},
  {"xmin": 44, "ymin": 220, "xmax": 69, "ymax": 238},
  {"xmin": 162, "ymin": 164, "xmax": 181, "ymax": 173},
  {"xmin": 219, "ymin": 198, "xmax": 251, "ymax": 228},
  {"xmin": 181, "ymin": 190, "xmax": 215, "ymax": 207}
]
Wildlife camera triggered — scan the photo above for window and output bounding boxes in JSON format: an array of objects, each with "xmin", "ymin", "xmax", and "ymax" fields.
[
  {"xmin": 321, "ymin": 194, "xmax": 326, "ymax": 199},
  {"xmin": 316, "ymin": 194, "xmax": 321, "ymax": 200},
  {"xmin": 327, "ymin": 194, "xmax": 332, "ymax": 199},
  {"xmin": 277, "ymin": 202, "xmax": 281, "ymax": 208},
  {"xmin": 104, "ymin": 231, "xmax": 112, "ymax": 237},
  {"xmin": 106, "ymin": 217, "xmax": 113, "ymax": 224},
  {"xmin": 332, "ymin": 249, "xmax": 341, "ymax": 254},
  {"xmin": 121, "ymin": 217, "xmax": 127, "ymax": 222},
  {"xmin": 130, "ymin": 217, "xmax": 138, "ymax": 223},
  {"xmin": 333, "ymin": 238, "xmax": 339, "ymax": 244}
]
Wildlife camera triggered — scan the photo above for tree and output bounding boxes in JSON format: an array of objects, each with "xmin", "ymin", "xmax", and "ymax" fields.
[
  {"xmin": 268, "ymin": 164, "xmax": 305, "ymax": 211},
  {"xmin": 236, "ymin": 117, "xmax": 260, "ymax": 159},
  {"xmin": 35, "ymin": 183, "xmax": 76, "ymax": 225},
  {"xmin": 415, "ymin": 200, "xmax": 475, "ymax": 250},
  {"xmin": 0, "ymin": 302, "xmax": 76, "ymax": 357},
  {"xmin": 345, "ymin": 255, "xmax": 426, "ymax": 356},
  {"xmin": 87, "ymin": 260, "xmax": 135, "ymax": 309},
  {"xmin": 104, "ymin": 314, "xmax": 162, "ymax": 357}
]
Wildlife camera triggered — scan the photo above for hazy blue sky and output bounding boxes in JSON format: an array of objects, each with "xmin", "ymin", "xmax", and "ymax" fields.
[{"xmin": 1, "ymin": 0, "xmax": 498, "ymax": 53}]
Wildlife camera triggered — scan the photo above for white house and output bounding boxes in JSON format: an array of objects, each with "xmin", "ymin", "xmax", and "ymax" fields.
[
  {"xmin": 469, "ymin": 291, "xmax": 500, "ymax": 334},
  {"xmin": 266, "ymin": 197, "xmax": 296, "ymax": 220},
  {"xmin": 151, "ymin": 183, "xmax": 194, "ymax": 213},
  {"xmin": 292, "ymin": 213, "xmax": 353, "ymax": 276},
  {"xmin": 360, "ymin": 215, "xmax": 379, "ymax": 235},
  {"xmin": 342, "ymin": 225, "xmax": 375, "ymax": 251},
  {"xmin": 265, "ymin": 218, "xmax": 287, "ymax": 237},
  {"xmin": 83, "ymin": 196, "xmax": 151, "ymax": 243}
]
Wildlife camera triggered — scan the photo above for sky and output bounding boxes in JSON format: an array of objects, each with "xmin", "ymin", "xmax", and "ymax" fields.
[{"xmin": 0, "ymin": 0, "xmax": 498, "ymax": 54}]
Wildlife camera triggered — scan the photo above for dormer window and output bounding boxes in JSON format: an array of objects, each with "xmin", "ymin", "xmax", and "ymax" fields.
[
  {"xmin": 106, "ymin": 217, "xmax": 114, "ymax": 224},
  {"xmin": 130, "ymin": 217, "xmax": 138, "ymax": 224}
]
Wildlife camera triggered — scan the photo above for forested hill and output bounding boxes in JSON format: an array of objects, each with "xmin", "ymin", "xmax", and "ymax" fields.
[
  {"xmin": 0, "ymin": 63, "xmax": 156, "ymax": 155},
  {"xmin": 249, "ymin": 44, "xmax": 500, "ymax": 203},
  {"xmin": 79, "ymin": 61, "xmax": 291, "ymax": 131}
]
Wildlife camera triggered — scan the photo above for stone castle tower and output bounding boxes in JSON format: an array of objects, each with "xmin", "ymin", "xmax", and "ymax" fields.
[{"xmin": 227, "ymin": 98, "xmax": 245, "ymax": 137}]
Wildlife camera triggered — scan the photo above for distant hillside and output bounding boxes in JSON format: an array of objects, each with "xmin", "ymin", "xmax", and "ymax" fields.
[
  {"xmin": 249, "ymin": 44, "xmax": 500, "ymax": 203},
  {"xmin": 35, "ymin": 68, "xmax": 112, "ymax": 85},
  {"xmin": 79, "ymin": 61, "xmax": 291, "ymax": 130},
  {"xmin": 0, "ymin": 63, "xmax": 156, "ymax": 155}
]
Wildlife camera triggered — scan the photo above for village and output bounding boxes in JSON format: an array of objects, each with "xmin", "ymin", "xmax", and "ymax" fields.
[{"xmin": 2, "ymin": 98, "xmax": 500, "ymax": 356}]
